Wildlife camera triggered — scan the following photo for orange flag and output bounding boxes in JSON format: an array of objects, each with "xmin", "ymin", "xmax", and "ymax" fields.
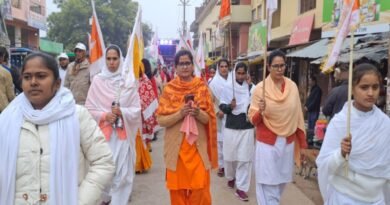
[
  {"xmin": 219, "ymin": 0, "xmax": 230, "ymax": 19},
  {"xmin": 89, "ymin": 0, "xmax": 106, "ymax": 78}
]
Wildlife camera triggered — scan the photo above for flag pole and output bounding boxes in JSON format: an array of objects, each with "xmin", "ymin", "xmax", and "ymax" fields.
[
  {"xmin": 345, "ymin": 31, "xmax": 354, "ymax": 176},
  {"xmin": 230, "ymin": 23, "xmax": 235, "ymax": 99},
  {"xmin": 227, "ymin": 0, "xmax": 235, "ymax": 100},
  {"xmin": 262, "ymin": 6, "xmax": 268, "ymax": 100}
]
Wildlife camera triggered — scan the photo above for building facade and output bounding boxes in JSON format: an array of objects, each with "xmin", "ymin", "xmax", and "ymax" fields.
[
  {"xmin": 191, "ymin": 0, "xmax": 252, "ymax": 62},
  {"xmin": 5, "ymin": 0, "xmax": 47, "ymax": 49}
]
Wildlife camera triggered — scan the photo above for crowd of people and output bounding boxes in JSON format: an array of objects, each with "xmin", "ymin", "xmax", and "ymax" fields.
[{"xmin": 0, "ymin": 42, "xmax": 389, "ymax": 205}]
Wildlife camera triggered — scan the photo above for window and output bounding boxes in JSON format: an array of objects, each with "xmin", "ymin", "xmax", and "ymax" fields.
[
  {"xmin": 271, "ymin": 0, "xmax": 281, "ymax": 28},
  {"xmin": 257, "ymin": 5, "xmax": 263, "ymax": 20},
  {"xmin": 252, "ymin": 9, "xmax": 256, "ymax": 21},
  {"xmin": 12, "ymin": 0, "xmax": 21, "ymax": 8},
  {"xmin": 30, "ymin": 3, "xmax": 43, "ymax": 15},
  {"xmin": 300, "ymin": 0, "xmax": 316, "ymax": 14}
]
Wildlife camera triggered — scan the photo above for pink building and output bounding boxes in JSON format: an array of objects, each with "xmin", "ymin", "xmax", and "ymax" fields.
[{"xmin": 5, "ymin": 0, "xmax": 47, "ymax": 49}]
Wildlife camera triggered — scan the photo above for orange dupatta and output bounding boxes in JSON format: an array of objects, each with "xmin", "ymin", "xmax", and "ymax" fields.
[{"xmin": 156, "ymin": 76, "xmax": 218, "ymax": 169}]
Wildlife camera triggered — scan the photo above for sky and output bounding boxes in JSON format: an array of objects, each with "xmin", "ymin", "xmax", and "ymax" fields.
[{"xmin": 45, "ymin": 0, "xmax": 204, "ymax": 39}]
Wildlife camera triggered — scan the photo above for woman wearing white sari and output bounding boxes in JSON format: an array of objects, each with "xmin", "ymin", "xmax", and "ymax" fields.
[
  {"xmin": 85, "ymin": 45, "xmax": 142, "ymax": 205},
  {"xmin": 0, "ymin": 52, "xmax": 115, "ymax": 205},
  {"xmin": 316, "ymin": 63, "xmax": 390, "ymax": 205},
  {"xmin": 208, "ymin": 58, "xmax": 231, "ymax": 177}
]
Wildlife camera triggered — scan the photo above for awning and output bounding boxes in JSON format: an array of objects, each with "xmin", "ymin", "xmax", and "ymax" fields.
[
  {"xmin": 39, "ymin": 39, "xmax": 63, "ymax": 55},
  {"xmin": 338, "ymin": 41, "xmax": 388, "ymax": 64},
  {"xmin": 311, "ymin": 34, "xmax": 389, "ymax": 65},
  {"xmin": 287, "ymin": 37, "xmax": 361, "ymax": 59},
  {"xmin": 287, "ymin": 39, "xmax": 329, "ymax": 58}
]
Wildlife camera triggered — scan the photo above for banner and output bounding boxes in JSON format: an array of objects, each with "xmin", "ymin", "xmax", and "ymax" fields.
[
  {"xmin": 247, "ymin": 21, "xmax": 267, "ymax": 55},
  {"xmin": 323, "ymin": 0, "xmax": 390, "ymax": 26}
]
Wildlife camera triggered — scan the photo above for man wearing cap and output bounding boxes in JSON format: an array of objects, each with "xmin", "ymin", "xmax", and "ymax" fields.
[
  {"xmin": 64, "ymin": 43, "xmax": 90, "ymax": 105},
  {"xmin": 58, "ymin": 52, "xmax": 69, "ymax": 87}
]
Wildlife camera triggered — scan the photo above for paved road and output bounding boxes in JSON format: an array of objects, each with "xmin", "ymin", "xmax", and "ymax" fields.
[{"xmin": 130, "ymin": 132, "xmax": 316, "ymax": 205}]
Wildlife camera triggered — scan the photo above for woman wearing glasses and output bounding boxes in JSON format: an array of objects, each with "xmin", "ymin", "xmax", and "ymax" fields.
[
  {"xmin": 156, "ymin": 50, "xmax": 217, "ymax": 205},
  {"xmin": 248, "ymin": 50, "xmax": 307, "ymax": 205}
]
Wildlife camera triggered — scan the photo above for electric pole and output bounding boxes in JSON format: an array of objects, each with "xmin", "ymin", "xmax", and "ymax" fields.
[{"xmin": 179, "ymin": 0, "xmax": 190, "ymax": 35}]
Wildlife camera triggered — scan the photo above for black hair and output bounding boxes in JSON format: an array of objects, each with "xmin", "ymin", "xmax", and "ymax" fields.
[
  {"xmin": 174, "ymin": 49, "xmax": 193, "ymax": 66},
  {"xmin": 218, "ymin": 58, "xmax": 230, "ymax": 67},
  {"xmin": 142, "ymin": 58, "xmax": 153, "ymax": 79},
  {"xmin": 0, "ymin": 46, "xmax": 8, "ymax": 61},
  {"xmin": 235, "ymin": 62, "xmax": 248, "ymax": 73},
  {"xmin": 268, "ymin": 50, "xmax": 286, "ymax": 65},
  {"xmin": 310, "ymin": 75, "xmax": 317, "ymax": 83},
  {"xmin": 209, "ymin": 67, "xmax": 216, "ymax": 72},
  {"xmin": 22, "ymin": 52, "xmax": 60, "ymax": 80},
  {"xmin": 106, "ymin": 44, "xmax": 121, "ymax": 57},
  {"xmin": 352, "ymin": 63, "xmax": 382, "ymax": 87}
]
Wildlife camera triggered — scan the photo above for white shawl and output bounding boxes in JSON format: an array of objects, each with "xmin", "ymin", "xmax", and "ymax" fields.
[
  {"xmin": 0, "ymin": 88, "xmax": 79, "ymax": 205},
  {"xmin": 316, "ymin": 103, "xmax": 390, "ymax": 199},
  {"xmin": 209, "ymin": 65, "xmax": 231, "ymax": 102},
  {"xmin": 220, "ymin": 64, "xmax": 252, "ymax": 115}
]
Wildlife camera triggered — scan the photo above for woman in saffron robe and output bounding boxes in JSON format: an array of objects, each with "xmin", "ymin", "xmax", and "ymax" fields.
[
  {"xmin": 85, "ymin": 45, "xmax": 142, "ymax": 205},
  {"xmin": 156, "ymin": 50, "xmax": 217, "ymax": 205}
]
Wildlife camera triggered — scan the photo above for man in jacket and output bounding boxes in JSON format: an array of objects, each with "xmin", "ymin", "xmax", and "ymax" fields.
[
  {"xmin": 323, "ymin": 66, "xmax": 348, "ymax": 119},
  {"xmin": 64, "ymin": 43, "xmax": 91, "ymax": 105},
  {"xmin": 304, "ymin": 75, "xmax": 322, "ymax": 145}
]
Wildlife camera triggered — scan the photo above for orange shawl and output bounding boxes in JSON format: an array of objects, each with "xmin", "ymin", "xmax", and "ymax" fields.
[
  {"xmin": 248, "ymin": 76, "xmax": 306, "ymax": 167},
  {"xmin": 156, "ymin": 76, "xmax": 218, "ymax": 169},
  {"xmin": 249, "ymin": 76, "xmax": 305, "ymax": 137}
]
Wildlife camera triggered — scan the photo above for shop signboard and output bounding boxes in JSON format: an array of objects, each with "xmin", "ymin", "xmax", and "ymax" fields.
[
  {"xmin": 322, "ymin": 0, "xmax": 390, "ymax": 37},
  {"xmin": 247, "ymin": 21, "xmax": 267, "ymax": 56}
]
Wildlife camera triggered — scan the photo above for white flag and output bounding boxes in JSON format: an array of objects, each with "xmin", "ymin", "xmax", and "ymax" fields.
[
  {"xmin": 266, "ymin": 0, "xmax": 278, "ymax": 44},
  {"xmin": 196, "ymin": 34, "xmax": 205, "ymax": 70}
]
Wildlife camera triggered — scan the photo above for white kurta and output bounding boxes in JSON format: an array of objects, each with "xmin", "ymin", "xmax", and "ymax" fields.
[
  {"xmin": 102, "ymin": 130, "xmax": 133, "ymax": 205},
  {"xmin": 255, "ymin": 137, "xmax": 294, "ymax": 185},
  {"xmin": 223, "ymin": 128, "xmax": 254, "ymax": 162},
  {"xmin": 59, "ymin": 67, "xmax": 67, "ymax": 87}
]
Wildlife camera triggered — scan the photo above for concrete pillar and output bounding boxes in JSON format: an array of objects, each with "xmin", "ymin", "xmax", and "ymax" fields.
[
  {"xmin": 15, "ymin": 26, "xmax": 21, "ymax": 47},
  {"xmin": 238, "ymin": 24, "xmax": 250, "ymax": 55}
]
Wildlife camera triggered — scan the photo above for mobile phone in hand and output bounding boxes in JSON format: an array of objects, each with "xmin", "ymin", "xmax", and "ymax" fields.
[{"xmin": 184, "ymin": 94, "xmax": 195, "ymax": 103}]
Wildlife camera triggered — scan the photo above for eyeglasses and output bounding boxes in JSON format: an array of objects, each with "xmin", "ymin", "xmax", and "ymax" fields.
[
  {"xmin": 178, "ymin": 62, "xmax": 192, "ymax": 67},
  {"xmin": 270, "ymin": 64, "xmax": 287, "ymax": 69}
]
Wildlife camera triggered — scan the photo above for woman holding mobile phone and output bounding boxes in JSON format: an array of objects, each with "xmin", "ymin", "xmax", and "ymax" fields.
[{"xmin": 156, "ymin": 50, "xmax": 217, "ymax": 205}]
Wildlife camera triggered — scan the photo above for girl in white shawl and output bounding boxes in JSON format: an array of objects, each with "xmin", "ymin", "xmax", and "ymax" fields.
[
  {"xmin": 0, "ymin": 52, "xmax": 115, "ymax": 205},
  {"xmin": 316, "ymin": 63, "xmax": 390, "ymax": 205},
  {"xmin": 219, "ymin": 62, "xmax": 255, "ymax": 201},
  {"xmin": 85, "ymin": 45, "xmax": 142, "ymax": 205},
  {"xmin": 208, "ymin": 58, "xmax": 231, "ymax": 177}
]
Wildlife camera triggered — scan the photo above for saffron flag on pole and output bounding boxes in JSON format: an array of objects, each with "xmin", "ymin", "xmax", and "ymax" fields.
[
  {"xmin": 321, "ymin": 0, "xmax": 360, "ymax": 74},
  {"xmin": 123, "ymin": 6, "xmax": 144, "ymax": 87},
  {"xmin": 89, "ymin": 0, "xmax": 105, "ymax": 78},
  {"xmin": 266, "ymin": 0, "xmax": 278, "ymax": 44},
  {"xmin": 219, "ymin": 0, "xmax": 230, "ymax": 20}
]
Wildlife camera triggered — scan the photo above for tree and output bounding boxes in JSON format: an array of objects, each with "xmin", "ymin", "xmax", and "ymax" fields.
[{"xmin": 47, "ymin": 0, "xmax": 153, "ymax": 54}]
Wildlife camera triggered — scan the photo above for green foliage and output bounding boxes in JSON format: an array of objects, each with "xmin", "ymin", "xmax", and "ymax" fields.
[{"xmin": 47, "ymin": 0, "xmax": 153, "ymax": 54}]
